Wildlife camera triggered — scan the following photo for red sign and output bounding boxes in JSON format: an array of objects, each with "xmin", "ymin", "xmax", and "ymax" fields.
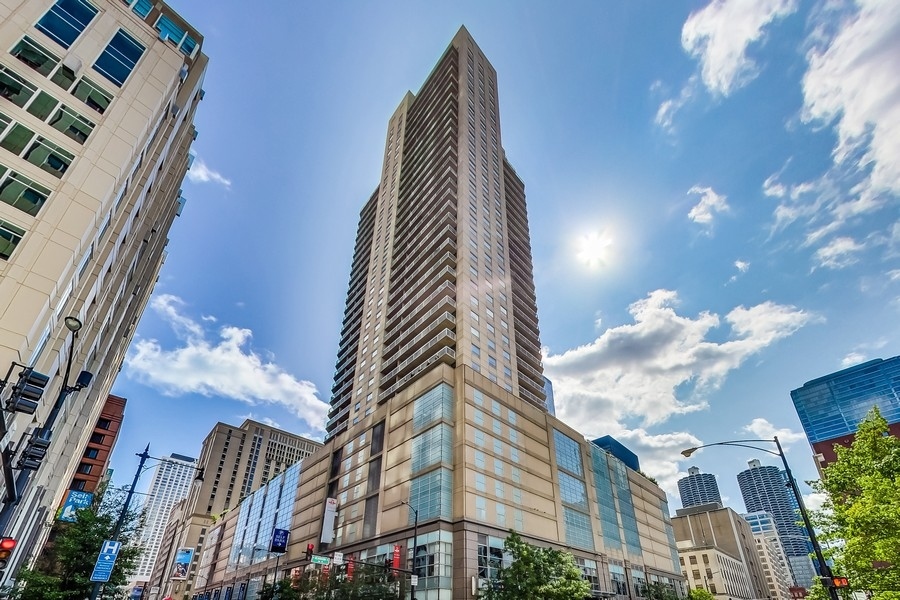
[
  {"xmin": 346, "ymin": 555, "xmax": 354, "ymax": 580},
  {"xmin": 321, "ymin": 564, "xmax": 330, "ymax": 582},
  {"xmin": 392, "ymin": 544, "xmax": 401, "ymax": 571}
]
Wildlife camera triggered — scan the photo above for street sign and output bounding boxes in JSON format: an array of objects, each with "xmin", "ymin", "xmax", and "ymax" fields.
[
  {"xmin": 411, "ymin": 575, "xmax": 418, "ymax": 586},
  {"xmin": 311, "ymin": 555, "xmax": 330, "ymax": 565},
  {"xmin": 90, "ymin": 540, "xmax": 121, "ymax": 582},
  {"xmin": 333, "ymin": 551, "xmax": 343, "ymax": 565},
  {"xmin": 270, "ymin": 528, "xmax": 289, "ymax": 554}
]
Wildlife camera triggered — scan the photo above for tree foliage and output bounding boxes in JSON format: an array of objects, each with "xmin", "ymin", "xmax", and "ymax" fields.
[
  {"xmin": 687, "ymin": 587, "xmax": 715, "ymax": 600},
  {"xmin": 9, "ymin": 486, "xmax": 143, "ymax": 600},
  {"xmin": 480, "ymin": 532, "xmax": 591, "ymax": 600},
  {"xmin": 644, "ymin": 582, "xmax": 679, "ymax": 600},
  {"xmin": 270, "ymin": 563, "xmax": 407, "ymax": 600},
  {"xmin": 812, "ymin": 407, "xmax": 900, "ymax": 600}
]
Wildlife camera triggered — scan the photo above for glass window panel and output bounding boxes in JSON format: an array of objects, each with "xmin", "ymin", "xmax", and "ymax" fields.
[
  {"xmin": 155, "ymin": 15, "xmax": 185, "ymax": 45},
  {"xmin": 128, "ymin": 0, "xmax": 152, "ymax": 18},
  {"xmin": 93, "ymin": 29, "xmax": 145, "ymax": 87},
  {"xmin": 48, "ymin": 104, "xmax": 93, "ymax": 144},
  {"xmin": 36, "ymin": 0, "xmax": 98, "ymax": 49},
  {"xmin": 559, "ymin": 471, "xmax": 589, "ymax": 510},
  {"xmin": 72, "ymin": 77, "xmax": 111, "ymax": 114},
  {"xmin": 0, "ymin": 218, "xmax": 26, "ymax": 260},
  {"xmin": 554, "ymin": 429, "xmax": 584, "ymax": 476},
  {"xmin": 26, "ymin": 91, "xmax": 59, "ymax": 121},
  {"xmin": 50, "ymin": 65, "xmax": 77, "ymax": 90},
  {"xmin": 1, "ymin": 123, "xmax": 35, "ymax": 155},
  {"xmin": 563, "ymin": 507, "xmax": 594, "ymax": 550},
  {"xmin": 0, "ymin": 67, "xmax": 37, "ymax": 108},
  {"xmin": 11, "ymin": 37, "xmax": 60, "ymax": 76},
  {"xmin": 0, "ymin": 170, "xmax": 51, "ymax": 216},
  {"xmin": 180, "ymin": 36, "xmax": 197, "ymax": 56}
]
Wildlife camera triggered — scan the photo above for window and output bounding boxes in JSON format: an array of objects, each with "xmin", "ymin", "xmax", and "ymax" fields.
[
  {"xmin": 84, "ymin": 448, "xmax": 99, "ymax": 459},
  {"xmin": 96, "ymin": 418, "xmax": 111, "ymax": 430},
  {"xmin": 93, "ymin": 29, "xmax": 145, "ymax": 87},
  {"xmin": 24, "ymin": 136, "xmax": 74, "ymax": 177},
  {"xmin": 475, "ymin": 473, "xmax": 485, "ymax": 492},
  {"xmin": 471, "ymin": 344, "xmax": 480, "ymax": 357},
  {"xmin": 48, "ymin": 104, "xmax": 94, "ymax": 144},
  {"xmin": 89, "ymin": 433, "xmax": 104, "ymax": 444},
  {"xmin": 0, "ymin": 169, "xmax": 51, "ymax": 216},
  {"xmin": 36, "ymin": 0, "xmax": 98, "ymax": 49},
  {"xmin": 475, "ymin": 496, "xmax": 486, "ymax": 520},
  {"xmin": 71, "ymin": 479, "xmax": 87, "ymax": 491},
  {"xmin": 72, "ymin": 78, "xmax": 111, "ymax": 114},
  {"xmin": 11, "ymin": 37, "xmax": 59, "ymax": 76},
  {"xmin": 77, "ymin": 463, "xmax": 92, "ymax": 474}
]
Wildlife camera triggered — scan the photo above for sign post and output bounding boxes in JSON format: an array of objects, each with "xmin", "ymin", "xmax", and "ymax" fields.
[{"xmin": 89, "ymin": 540, "xmax": 121, "ymax": 583}]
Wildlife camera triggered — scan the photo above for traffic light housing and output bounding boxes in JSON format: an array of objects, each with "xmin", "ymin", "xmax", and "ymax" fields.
[
  {"xmin": 0, "ymin": 537, "xmax": 16, "ymax": 569},
  {"xmin": 305, "ymin": 543, "xmax": 314, "ymax": 561},
  {"xmin": 6, "ymin": 368, "xmax": 49, "ymax": 414},
  {"xmin": 17, "ymin": 434, "xmax": 51, "ymax": 470}
]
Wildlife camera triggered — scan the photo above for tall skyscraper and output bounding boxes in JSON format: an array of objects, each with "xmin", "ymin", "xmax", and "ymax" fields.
[
  {"xmin": 678, "ymin": 466, "xmax": 722, "ymax": 508},
  {"xmin": 790, "ymin": 356, "xmax": 900, "ymax": 469},
  {"xmin": 149, "ymin": 419, "xmax": 321, "ymax": 599},
  {"xmin": 131, "ymin": 453, "xmax": 198, "ymax": 587},
  {"xmin": 743, "ymin": 511, "xmax": 793, "ymax": 600},
  {"xmin": 0, "ymin": 0, "xmax": 207, "ymax": 579},
  {"xmin": 284, "ymin": 27, "xmax": 684, "ymax": 600},
  {"xmin": 737, "ymin": 459, "xmax": 815, "ymax": 588}
]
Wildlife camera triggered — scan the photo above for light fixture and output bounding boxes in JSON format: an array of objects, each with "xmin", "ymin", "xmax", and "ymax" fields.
[
  {"xmin": 64, "ymin": 316, "xmax": 83, "ymax": 333},
  {"xmin": 681, "ymin": 448, "xmax": 697, "ymax": 458}
]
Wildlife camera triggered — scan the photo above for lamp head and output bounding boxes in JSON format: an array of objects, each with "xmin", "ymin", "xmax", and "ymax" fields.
[
  {"xmin": 64, "ymin": 316, "xmax": 83, "ymax": 333},
  {"xmin": 193, "ymin": 468, "xmax": 204, "ymax": 484},
  {"xmin": 681, "ymin": 448, "xmax": 698, "ymax": 458}
]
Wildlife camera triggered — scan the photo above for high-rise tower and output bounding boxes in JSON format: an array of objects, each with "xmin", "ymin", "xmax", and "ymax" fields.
[
  {"xmin": 737, "ymin": 459, "xmax": 815, "ymax": 588},
  {"xmin": 286, "ymin": 28, "xmax": 685, "ymax": 600},
  {"xmin": 678, "ymin": 466, "xmax": 722, "ymax": 508}
]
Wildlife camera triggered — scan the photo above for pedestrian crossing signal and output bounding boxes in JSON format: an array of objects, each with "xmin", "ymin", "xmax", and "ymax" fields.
[{"xmin": 833, "ymin": 577, "xmax": 849, "ymax": 588}]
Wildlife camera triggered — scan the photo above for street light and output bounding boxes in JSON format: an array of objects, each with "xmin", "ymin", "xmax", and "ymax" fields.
[
  {"xmin": 89, "ymin": 444, "xmax": 203, "ymax": 600},
  {"xmin": 0, "ymin": 315, "xmax": 93, "ymax": 532},
  {"xmin": 680, "ymin": 436, "xmax": 837, "ymax": 600},
  {"xmin": 400, "ymin": 499, "xmax": 418, "ymax": 600}
]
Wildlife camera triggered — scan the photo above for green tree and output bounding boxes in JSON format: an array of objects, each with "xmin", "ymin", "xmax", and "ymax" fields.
[
  {"xmin": 813, "ymin": 407, "xmax": 900, "ymax": 600},
  {"xmin": 282, "ymin": 563, "xmax": 407, "ymax": 600},
  {"xmin": 9, "ymin": 486, "xmax": 142, "ymax": 600},
  {"xmin": 256, "ymin": 577, "xmax": 301, "ymax": 600},
  {"xmin": 687, "ymin": 588, "xmax": 715, "ymax": 600},
  {"xmin": 645, "ymin": 582, "xmax": 678, "ymax": 600},
  {"xmin": 480, "ymin": 532, "xmax": 590, "ymax": 600}
]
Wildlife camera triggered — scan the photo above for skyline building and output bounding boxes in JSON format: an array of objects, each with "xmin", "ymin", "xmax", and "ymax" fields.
[
  {"xmin": 0, "ymin": 0, "xmax": 207, "ymax": 580},
  {"xmin": 677, "ymin": 466, "xmax": 722, "ymax": 509},
  {"xmin": 67, "ymin": 394, "xmax": 125, "ymax": 495},
  {"xmin": 146, "ymin": 419, "xmax": 321, "ymax": 599},
  {"xmin": 737, "ymin": 459, "xmax": 815, "ymax": 589},
  {"xmin": 790, "ymin": 356, "xmax": 900, "ymax": 469},
  {"xmin": 130, "ymin": 453, "xmax": 198, "ymax": 587},
  {"xmin": 189, "ymin": 27, "xmax": 689, "ymax": 600},
  {"xmin": 742, "ymin": 511, "xmax": 793, "ymax": 600}
]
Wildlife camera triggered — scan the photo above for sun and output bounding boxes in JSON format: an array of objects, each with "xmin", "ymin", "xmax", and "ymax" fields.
[{"xmin": 576, "ymin": 231, "xmax": 613, "ymax": 268}]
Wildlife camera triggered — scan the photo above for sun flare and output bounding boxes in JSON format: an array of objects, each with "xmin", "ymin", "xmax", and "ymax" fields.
[{"xmin": 576, "ymin": 231, "xmax": 613, "ymax": 268}]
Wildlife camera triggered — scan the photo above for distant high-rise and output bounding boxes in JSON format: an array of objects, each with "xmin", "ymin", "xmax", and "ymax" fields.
[
  {"xmin": 737, "ymin": 459, "xmax": 815, "ymax": 588},
  {"xmin": 0, "ymin": 0, "xmax": 207, "ymax": 579},
  {"xmin": 742, "ymin": 511, "xmax": 792, "ymax": 600},
  {"xmin": 543, "ymin": 376, "xmax": 556, "ymax": 416},
  {"xmin": 678, "ymin": 467, "xmax": 722, "ymax": 509},
  {"xmin": 790, "ymin": 356, "xmax": 900, "ymax": 468},
  {"xmin": 131, "ymin": 453, "xmax": 197, "ymax": 585}
]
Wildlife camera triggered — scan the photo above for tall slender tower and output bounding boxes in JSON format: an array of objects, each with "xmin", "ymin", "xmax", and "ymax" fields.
[
  {"xmin": 678, "ymin": 466, "xmax": 722, "ymax": 508},
  {"xmin": 325, "ymin": 26, "xmax": 545, "ymax": 439},
  {"xmin": 289, "ymin": 27, "xmax": 685, "ymax": 600}
]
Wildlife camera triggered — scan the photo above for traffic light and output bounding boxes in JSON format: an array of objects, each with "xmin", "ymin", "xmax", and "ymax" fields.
[
  {"xmin": 17, "ymin": 433, "xmax": 51, "ymax": 470},
  {"xmin": 6, "ymin": 368, "xmax": 49, "ymax": 414},
  {"xmin": 305, "ymin": 543, "xmax": 314, "ymax": 561},
  {"xmin": 833, "ymin": 576, "xmax": 850, "ymax": 588},
  {"xmin": 0, "ymin": 538, "xmax": 16, "ymax": 569}
]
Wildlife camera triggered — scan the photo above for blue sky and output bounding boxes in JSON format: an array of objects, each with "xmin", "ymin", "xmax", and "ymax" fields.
[{"xmin": 109, "ymin": 0, "xmax": 900, "ymax": 512}]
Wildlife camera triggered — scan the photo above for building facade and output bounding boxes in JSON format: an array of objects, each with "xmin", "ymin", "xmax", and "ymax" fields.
[
  {"xmin": 743, "ymin": 511, "xmax": 793, "ymax": 600},
  {"xmin": 737, "ymin": 459, "xmax": 814, "ymax": 589},
  {"xmin": 146, "ymin": 419, "xmax": 321, "ymax": 598},
  {"xmin": 131, "ymin": 453, "xmax": 198, "ymax": 588},
  {"xmin": 275, "ymin": 27, "xmax": 684, "ymax": 600},
  {"xmin": 672, "ymin": 504, "xmax": 769, "ymax": 600},
  {"xmin": 0, "ymin": 0, "xmax": 207, "ymax": 579},
  {"xmin": 68, "ymin": 393, "xmax": 125, "ymax": 494},
  {"xmin": 790, "ymin": 356, "xmax": 900, "ymax": 469},
  {"xmin": 677, "ymin": 467, "xmax": 722, "ymax": 509}
]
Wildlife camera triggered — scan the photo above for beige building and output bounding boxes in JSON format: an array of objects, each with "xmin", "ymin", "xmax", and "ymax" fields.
[
  {"xmin": 254, "ymin": 27, "xmax": 684, "ymax": 600},
  {"xmin": 673, "ymin": 504, "xmax": 768, "ymax": 600},
  {"xmin": 743, "ymin": 511, "xmax": 792, "ymax": 600},
  {"xmin": 147, "ymin": 419, "xmax": 321, "ymax": 599},
  {"xmin": 0, "ymin": 0, "xmax": 206, "ymax": 581}
]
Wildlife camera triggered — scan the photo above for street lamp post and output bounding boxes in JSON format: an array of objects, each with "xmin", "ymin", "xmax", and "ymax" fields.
[
  {"xmin": 0, "ymin": 316, "xmax": 93, "ymax": 533},
  {"xmin": 89, "ymin": 444, "xmax": 203, "ymax": 600},
  {"xmin": 400, "ymin": 499, "xmax": 418, "ymax": 600},
  {"xmin": 681, "ymin": 436, "xmax": 837, "ymax": 600}
]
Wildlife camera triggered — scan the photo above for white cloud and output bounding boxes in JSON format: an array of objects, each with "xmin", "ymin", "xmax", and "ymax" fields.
[
  {"xmin": 813, "ymin": 236, "xmax": 864, "ymax": 269},
  {"xmin": 841, "ymin": 352, "xmax": 866, "ymax": 368},
  {"xmin": 124, "ymin": 295, "xmax": 328, "ymax": 430},
  {"xmin": 546, "ymin": 290, "xmax": 816, "ymax": 438},
  {"xmin": 187, "ymin": 157, "xmax": 232, "ymax": 188},
  {"xmin": 803, "ymin": 491, "xmax": 828, "ymax": 512},
  {"xmin": 888, "ymin": 269, "xmax": 900, "ymax": 282},
  {"xmin": 742, "ymin": 417, "xmax": 807, "ymax": 444},
  {"xmin": 654, "ymin": 76, "xmax": 699, "ymax": 134},
  {"xmin": 802, "ymin": 0, "xmax": 900, "ymax": 200},
  {"xmin": 238, "ymin": 412, "xmax": 281, "ymax": 429},
  {"xmin": 688, "ymin": 185, "xmax": 730, "ymax": 228},
  {"xmin": 682, "ymin": 0, "xmax": 798, "ymax": 95},
  {"xmin": 734, "ymin": 260, "xmax": 750, "ymax": 273}
]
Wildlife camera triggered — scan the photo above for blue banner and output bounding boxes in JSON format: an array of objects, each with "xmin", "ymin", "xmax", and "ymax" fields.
[
  {"xmin": 58, "ymin": 490, "xmax": 94, "ymax": 522},
  {"xmin": 270, "ymin": 528, "xmax": 289, "ymax": 553}
]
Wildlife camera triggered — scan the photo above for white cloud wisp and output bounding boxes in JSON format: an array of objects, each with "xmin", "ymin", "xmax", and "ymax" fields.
[
  {"xmin": 124, "ymin": 294, "xmax": 328, "ymax": 430},
  {"xmin": 187, "ymin": 157, "xmax": 232, "ymax": 188},
  {"xmin": 688, "ymin": 185, "xmax": 730, "ymax": 229}
]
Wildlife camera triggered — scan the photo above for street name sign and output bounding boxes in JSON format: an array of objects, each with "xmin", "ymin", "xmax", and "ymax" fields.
[{"xmin": 311, "ymin": 555, "xmax": 331, "ymax": 565}]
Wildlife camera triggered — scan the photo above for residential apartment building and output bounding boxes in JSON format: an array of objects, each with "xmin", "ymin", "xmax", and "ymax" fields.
[
  {"xmin": 678, "ymin": 467, "xmax": 722, "ymax": 509},
  {"xmin": 0, "ymin": 0, "xmax": 207, "ymax": 579},
  {"xmin": 146, "ymin": 419, "xmax": 321, "ymax": 598},
  {"xmin": 672, "ymin": 503, "xmax": 769, "ymax": 600},
  {"xmin": 737, "ymin": 459, "xmax": 815, "ymax": 589},
  {"xmin": 68, "ymin": 393, "xmax": 125, "ymax": 494},
  {"xmin": 743, "ymin": 511, "xmax": 793, "ymax": 600},
  {"xmin": 277, "ymin": 27, "xmax": 683, "ymax": 600},
  {"xmin": 130, "ymin": 452, "xmax": 198, "ymax": 589},
  {"xmin": 790, "ymin": 356, "xmax": 900, "ymax": 469}
]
